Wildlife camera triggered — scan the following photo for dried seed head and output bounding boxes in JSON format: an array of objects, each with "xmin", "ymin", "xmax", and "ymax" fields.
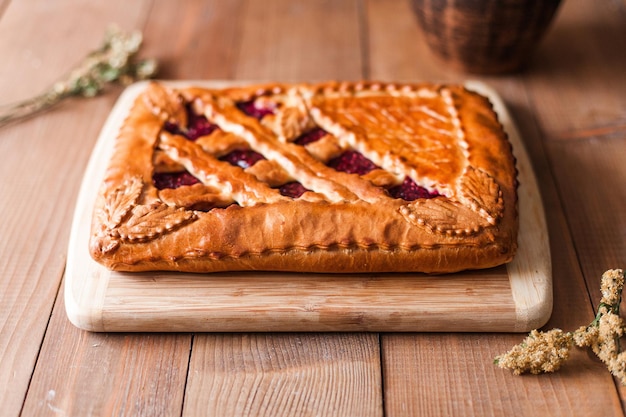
[
  {"xmin": 600, "ymin": 269, "xmax": 624, "ymax": 306},
  {"xmin": 494, "ymin": 329, "xmax": 573, "ymax": 375},
  {"xmin": 497, "ymin": 269, "xmax": 626, "ymax": 384}
]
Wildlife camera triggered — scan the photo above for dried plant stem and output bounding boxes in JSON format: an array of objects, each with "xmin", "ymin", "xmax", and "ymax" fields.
[
  {"xmin": 0, "ymin": 25, "xmax": 157, "ymax": 128},
  {"xmin": 0, "ymin": 90, "xmax": 66, "ymax": 126}
]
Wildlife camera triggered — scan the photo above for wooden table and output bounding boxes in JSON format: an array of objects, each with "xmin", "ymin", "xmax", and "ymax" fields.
[{"xmin": 1, "ymin": 1, "xmax": 624, "ymax": 416}]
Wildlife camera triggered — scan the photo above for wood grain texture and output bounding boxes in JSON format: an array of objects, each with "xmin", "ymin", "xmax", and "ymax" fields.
[
  {"xmin": 22, "ymin": 289, "xmax": 190, "ymax": 417},
  {"xmin": 366, "ymin": 0, "xmax": 452, "ymax": 82},
  {"xmin": 0, "ymin": 1, "xmax": 151, "ymax": 416},
  {"xmin": 525, "ymin": 0, "xmax": 626, "ymax": 407},
  {"xmin": 547, "ymin": 136, "xmax": 626, "ymax": 308},
  {"xmin": 234, "ymin": 0, "xmax": 363, "ymax": 82},
  {"xmin": 0, "ymin": 0, "xmax": 623, "ymax": 416},
  {"xmin": 138, "ymin": 1, "xmax": 382, "ymax": 415},
  {"xmin": 523, "ymin": 0, "xmax": 626, "ymax": 136},
  {"xmin": 184, "ymin": 333, "xmax": 382, "ymax": 417},
  {"xmin": 526, "ymin": 0, "xmax": 626, "ymax": 310},
  {"xmin": 382, "ymin": 334, "xmax": 622, "ymax": 417},
  {"xmin": 68, "ymin": 261, "xmax": 519, "ymax": 332},
  {"xmin": 367, "ymin": 1, "xmax": 625, "ymax": 415},
  {"xmin": 379, "ymin": 118, "xmax": 623, "ymax": 414},
  {"xmin": 0, "ymin": 0, "xmax": 9, "ymax": 20},
  {"xmin": 379, "ymin": 92, "xmax": 624, "ymax": 415},
  {"xmin": 180, "ymin": 2, "xmax": 383, "ymax": 416},
  {"xmin": 141, "ymin": 0, "xmax": 247, "ymax": 80}
]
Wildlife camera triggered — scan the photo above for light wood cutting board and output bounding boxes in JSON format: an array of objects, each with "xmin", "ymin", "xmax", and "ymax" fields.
[{"xmin": 64, "ymin": 81, "xmax": 552, "ymax": 333}]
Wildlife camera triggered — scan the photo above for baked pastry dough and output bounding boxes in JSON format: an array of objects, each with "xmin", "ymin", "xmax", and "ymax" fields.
[{"xmin": 89, "ymin": 81, "xmax": 518, "ymax": 273}]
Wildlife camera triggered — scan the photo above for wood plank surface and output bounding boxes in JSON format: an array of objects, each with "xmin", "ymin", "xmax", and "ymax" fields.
[
  {"xmin": 141, "ymin": 0, "xmax": 247, "ymax": 80},
  {"xmin": 17, "ymin": 1, "xmax": 250, "ymax": 416},
  {"xmin": 366, "ymin": 0, "xmax": 625, "ymax": 415},
  {"xmin": 365, "ymin": 0, "xmax": 448, "ymax": 82},
  {"xmin": 21, "ymin": 289, "xmax": 190, "ymax": 417},
  {"xmin": 0, "ymin": 1, "xmax": 153, "ymax": 416},
  {"xmin": 234, "ymin": 0, "xmax": 363, "ymax": 82},
  {"xmin": 526, "ymin": 0, "xmax": 626, "ymax": 406},
  {"xmin": 522, "ymin": 0, "xmax": 626, "ymax": 136},
  {"xmin": 0, "ymin": 1, "xmax": 9, "ymax": 20},
  {"xmin": 179, "ymin": 2, "xmax": 383, "ymax": 415},
  {"xmin": 547, "ymin": 135, "xmax": 626, "ymax": 407},
  {"xmin": 524, "ymin": 0, "xmax": 626, "ymax": 310},
  {"xmin": 547, "ymin": 137, "xmax": 626, "ymax": 294},
  {"xmin": 145, "ymin": 1, "xmax": 382, "ymax": 416},
  {"xmin": 0, "ymin": 0, "xmax": 624, "ymax": 416},
  {"xmin": 520, "ymin": 0, "xmax": 626, "ymax": 308},
  {"xmin": 382, "ymin": 333, "xmax": 621, "ymax": 416},
  {"xmin": 184, "ymin": 333, "xmax": 382, "ymax": 417}
]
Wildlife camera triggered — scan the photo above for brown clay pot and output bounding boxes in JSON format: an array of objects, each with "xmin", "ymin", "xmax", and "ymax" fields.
[{"xmin": 412, "ymin": 0, "xmax": 562, "ymax": 74}]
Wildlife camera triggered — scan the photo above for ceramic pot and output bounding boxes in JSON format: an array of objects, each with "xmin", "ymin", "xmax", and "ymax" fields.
[{"xmin": 412, "ymin": 0, "xmax": 562, "ymax": 74}]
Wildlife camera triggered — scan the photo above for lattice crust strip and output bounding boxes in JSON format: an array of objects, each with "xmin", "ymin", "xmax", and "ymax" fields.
[{"xmin": 89, "ymin": 81, "xmax": 518, "ymax": 274}]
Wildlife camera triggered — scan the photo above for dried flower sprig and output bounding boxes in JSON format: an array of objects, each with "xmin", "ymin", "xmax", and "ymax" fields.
[
  {"xmin": 0, "ymin": 25, "xmax": 157, "ymax": 128},
  {"xmin": 495, "ymin": 269, "xmax": 626, "ymax": 383}
]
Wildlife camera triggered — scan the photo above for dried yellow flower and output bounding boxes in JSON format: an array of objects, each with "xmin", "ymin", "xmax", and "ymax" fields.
[
  {"xmin": 496, "ymin": 269, "xmax": 626, "ymax": 383},
  {"xmin": 600, "ymin": 269, "xmax": 624, "ymax": 306},
  {"xmin": 494, "ymin": 329, "xmax": 573, "ymax": 375},
  {"xmin": 572, "ymin": 324, "xmax": 598, "ymax": 347},
  {"xmin": 608, "ymin": 352, "xmax": 626, "ymax": 385}
]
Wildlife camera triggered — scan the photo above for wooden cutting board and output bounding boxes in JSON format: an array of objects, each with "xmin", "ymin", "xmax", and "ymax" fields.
[{"xmin": 64, "ymin": 81, "xmax": 552, "ymax": 333}]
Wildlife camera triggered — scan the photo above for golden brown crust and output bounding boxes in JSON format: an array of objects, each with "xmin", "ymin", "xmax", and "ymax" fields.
[{"xmin": 89, "ymin": 81, "xmax": 518, "ymax": 274}]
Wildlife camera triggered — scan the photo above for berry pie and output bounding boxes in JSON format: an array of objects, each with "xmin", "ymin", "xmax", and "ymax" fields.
[{"xmin": 89, "ymin": 81, "xmax": 518, "ymax": 273}]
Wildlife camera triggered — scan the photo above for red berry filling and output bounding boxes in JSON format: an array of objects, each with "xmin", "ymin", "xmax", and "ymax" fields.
[
  {"xmin": 186, "ymin": 114, "xmax": 218, "ymax": 141},
  {"xmin": 153, "ymin": 171, "xmax": 200, "ymax": 190},
  {"xmin": 236, "ymin": 100, "xmax": 275, "ymax": 120},
  {"xmin": 328, "ymin": 150, "xmax": 379, "ymax": 175},
  {"xmin": 220, "ymin": 149, "xmax": 266, "ymax": 169},
  {"xmin": 164, "ymin": 105, "xmax": 218, "ymax": 141},
  {"xmin": 294, "ymin": 127, "xmax": 328, "ymax": 145},
  {"xmin": 387, "ymin": 176, "xmax": 440, "ymax": 201},
  {"xmin": 327, "ymin": 151, "xmax": 440, "ymax": 201},
  {"xmin": 278, "ymin": 182, "xmax": 308, "ymax": 198},
  {"xmin": 164, "ymin": 121, "xmax": 180, "ymax": 135}
]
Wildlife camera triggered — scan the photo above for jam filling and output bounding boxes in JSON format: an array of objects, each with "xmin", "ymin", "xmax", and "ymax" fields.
[
  {"xmin": 387, "ymin": 176, "xmax": 440, "ymax": 201},
  {"xmin": 164, "ymin": 104, "xmax": 218, "ymax": 141},
  {"xmin": 236, "ymin": 100, "xmax": 275, "ymax": 120},
  {"xmin": 220, "ymin": 149, "xmax": 266, "ymax": 169},
  {"xmin": 327, "ymin": 150, "xmax": 440, "ymax": 201},
  {"xmin": 328, "ymin": 150, "xmax": 379, "ymax": 175},
  {"xmin": 153, "ymin": 171, "xmax": 200, "ymax": 190},
  {"xmin": 294, "ymin": 127, "xmax": 328, "ymax": 145},
  {"xmin": 278, "ymin": 182, "xmax": 308, "ymax": 198},
  {"xmin": 220, "ymin": 149, "xmax": 308, "ymax": 199}
]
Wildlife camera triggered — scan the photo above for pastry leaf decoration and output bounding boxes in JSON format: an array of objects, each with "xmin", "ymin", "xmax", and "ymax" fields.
[
  {"xmin": 399, "ymin": 198, "xmax": 491, "ymax": 236},
  {"xmin": 274, "ymin": 106, "xmax": 308, "ymax": 141},
  {"xmin": 265, "ymin": 100, "xmax": 315, "ymax": 142},
  {"xmin": 98, "ymin": 176, "xmax": 143, "ymax": 232},
  {"xmin": 143, "ymin": 82, "xmax": 188, "ymax": 127},
  {"xmin": 457, "ymin": 167, "xmax": 504, "ymax": 225},
  {"xmin": 113, "ymin": 202, "xmax": 196, "ymax": 242},
  {"xmin": 95, "ymin": 176, "xmax": 196, "ymax": 252}
]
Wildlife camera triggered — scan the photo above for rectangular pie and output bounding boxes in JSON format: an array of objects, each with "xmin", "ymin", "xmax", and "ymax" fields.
[{"xmin": 89, "ymin": 81, "xmax": 518, "ymax": 274}]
